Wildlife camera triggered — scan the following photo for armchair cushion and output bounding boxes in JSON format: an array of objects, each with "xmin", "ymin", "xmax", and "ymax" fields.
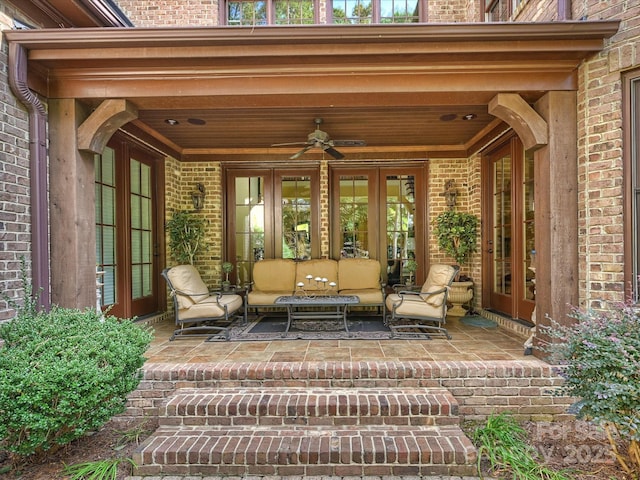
[
  {"xmin": 179, "ymin": 293, "xmax": 243, "ymax": 320},
  {"xmin": 420, "ymin": 264, "xmax": 457, "ymax": 307},
  {"xmin": 385, "ymin": 293, "xmax": 442, "ymax": 318},
  {"xmin": 167, "ymin": 265, "xmax": 210, "ymax": 309}
]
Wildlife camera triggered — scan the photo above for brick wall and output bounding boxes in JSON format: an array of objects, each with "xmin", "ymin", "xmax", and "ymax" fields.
[
  {"xmin": 118, "ymin": 0, "xmax": 478, "ymax": 26},
  {"xmin": 0, "ymin": 3, "xmax": 42, "ymax": 322},
  {"xmin": 117, "ymin": 0, "xmax": 219, "ymax": 26},
  {"xmin": 427, "ymin": 0, "xmax": 470, "ymax": 22},
  {"xmin": 165, "ymin": 160, "xmax": 225, "ymax": 287},
  {"xmin": 576, "ymin": 3, "xmax": 638, "ymax": 308}
]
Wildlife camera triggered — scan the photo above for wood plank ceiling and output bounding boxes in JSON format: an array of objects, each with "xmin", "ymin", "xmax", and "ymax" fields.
[{"xmin": 8, "ymin": 22, "xmax": 620, "ymax": 161}]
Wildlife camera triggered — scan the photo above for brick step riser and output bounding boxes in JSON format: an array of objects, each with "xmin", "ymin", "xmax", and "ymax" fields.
[
  {"xmin": 134, "ymin": 427, "xmax": 477, "ymax": 477},
  {"xmin": 163, "ymin": 415, "xmax": 460, "ymax": 427},
  {"xmin": 159, "ymin": 389, "xmax": 459, "ymax": 428}
]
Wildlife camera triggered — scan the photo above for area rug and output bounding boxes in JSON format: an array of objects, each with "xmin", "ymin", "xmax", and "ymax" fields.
[
  {"xmin": 460, "ymin": 315, "xmax": 498, "ymax": 328},
  {"xmin": 227, "ymin": 315, "xmax": 392, "ymax": 341}
]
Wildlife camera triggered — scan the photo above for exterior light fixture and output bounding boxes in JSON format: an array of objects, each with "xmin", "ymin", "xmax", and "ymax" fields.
[
  {"xmin": 442, "ymin": 179, "xmax": 458, "ymax": 209},
  {"xmin": 462, "ymin": 113, "xmax": 477, "ymax": 121},
  {"xmin": 165, "ymin": 118, "xmax": 179, "ymax": 125},
  {"xmin": 191, "ymin": 183, "xmax": 206, "ymax": 210}
]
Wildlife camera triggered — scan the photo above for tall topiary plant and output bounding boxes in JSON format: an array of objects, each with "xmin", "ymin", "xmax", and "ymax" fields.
[
  {"xmin": 166, "ymin": 210, "xmax": 207, "ymax": 265},
  {"xmin": 433, "ymin": 209, "xmax": 479, "ymax": 274}
]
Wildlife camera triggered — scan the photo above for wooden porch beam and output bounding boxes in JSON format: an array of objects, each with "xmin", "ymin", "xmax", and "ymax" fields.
[
  {"xmin": 77, "ymin": 99, "xmax": 138, "ymax": 153},
  {"xmin": 488, "ymin": 93, "xmax": 548, "ymax": 150}
]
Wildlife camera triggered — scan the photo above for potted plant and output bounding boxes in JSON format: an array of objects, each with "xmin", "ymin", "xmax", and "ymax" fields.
[
  {"xmin": 221, "ymin": 261, "xmax": 234, "ymax": 291},
  {"xmin": 404, "ymin": 259, "xmax": 417, "ymax": 286},
  {"xmin": 433, "ymin": 209, "xmax": 479, "ymax": 315},
  {"xmin": 166, "ymin": 210, "xmax": 207, "ymax": 265}
]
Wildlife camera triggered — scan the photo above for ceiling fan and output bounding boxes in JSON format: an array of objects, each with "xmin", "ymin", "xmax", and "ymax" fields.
[{"xmin": 272, "ymin": 118, "xmax": 366, "ymax": 160}]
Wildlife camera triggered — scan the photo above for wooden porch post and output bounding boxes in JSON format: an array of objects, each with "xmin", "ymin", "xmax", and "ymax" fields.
[
  {"xmin": 48, "ymin": 99, "xmax": 97, "ymax": 309},
  {"xmin": 533, "ymin": 91, "xmax": 579, "ymax": 337}
]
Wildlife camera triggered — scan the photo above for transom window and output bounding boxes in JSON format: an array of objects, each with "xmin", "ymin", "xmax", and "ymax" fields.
[
  {"xmin": 332, "ymin": 0, "xmax": 419, "ymax": 23},
  {"xmin": 226, "ymin": 0, "xmax": 315, "ymax": 25},
  {"xmin": 224, "ymin": 0, "xmax": 419, "ymax": 25}
]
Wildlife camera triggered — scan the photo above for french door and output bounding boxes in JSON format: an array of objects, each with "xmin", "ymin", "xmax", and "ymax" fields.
[
  {"xmin": 482, "ymin": 135, "xmax": 535, "ymax": 322},
  {"xmin": 95, "ymin": 134, "xmax": 164, "ymax": 319},
  {"xmin": 225, "ymin": 167, "xmax": 320, "ymax": 286},
  {"xmin": 331, "ymin": 164, "xmax": 427, "ymax": 285}
]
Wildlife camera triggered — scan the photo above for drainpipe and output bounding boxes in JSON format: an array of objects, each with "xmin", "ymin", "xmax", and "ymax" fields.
[{"xmin": 8, "ymin": 42, "xmax": 51, "ymax": 311}]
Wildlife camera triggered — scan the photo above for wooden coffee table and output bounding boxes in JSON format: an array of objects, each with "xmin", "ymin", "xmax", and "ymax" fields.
[{"xmin": 274, "ymin": 295, "xmax": 360, "ymax": 337}]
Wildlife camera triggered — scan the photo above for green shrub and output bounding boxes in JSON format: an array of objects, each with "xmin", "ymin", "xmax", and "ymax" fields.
[
  {"xmin": 0, "ymin": 306, "xmax": 152, "ymax": 459},
  {"xmin": 541, "ymin": 303, "xmax": 640, "ymax": 478}
]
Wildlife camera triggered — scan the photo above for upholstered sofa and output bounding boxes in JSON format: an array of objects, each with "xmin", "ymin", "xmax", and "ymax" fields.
[{"xmin": 245, "ymin": 258, "xmax": 385, "ymax": 320}]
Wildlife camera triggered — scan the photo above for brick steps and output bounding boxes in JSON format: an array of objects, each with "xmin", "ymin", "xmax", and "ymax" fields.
[{"xmin": 133, "ymin": 387, "xmax": 478, "ymax": 477}]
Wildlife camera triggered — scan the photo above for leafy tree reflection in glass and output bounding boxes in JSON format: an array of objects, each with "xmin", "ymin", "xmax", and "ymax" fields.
[
  {"xmin": 333, "ymin": 0, "xmax": 372, "ymax": 23},
  {"xmin": 339, "ymin": 176, "xmax": 369, "ymax": 258},
  {"xmin": 228, "ymin": 0, "xmax": 267, "ymax": 25},
  {"xmin": 228, "ymin": 0, "xmax": 314, "ymax": 24},
  {"xmin": 282, "ymin": 177, "xmax": 312, "ymax": 260},
  {"xmin": 380, "ymin": 0, "xmax": 419, "ymax": 22},
  {"xmin": 275, "ymin": 0, "xmax": 314, "ymax": 24},
  {"xmin": 386, "ymin": 175, "xmax": 415, "ymax": 286}
]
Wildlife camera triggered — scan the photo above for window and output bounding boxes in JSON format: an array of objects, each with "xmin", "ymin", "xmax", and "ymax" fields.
[
  {"xmin": 226, "ymin": 0, "xmax": 315, "ymax": 25},
  {"xmin": 624, "ymin": 71, "xmax": 640, "ymax": 302},
  {"xmin": 331, "ymin": 0, "xmax": 419, "ymax": 23}
]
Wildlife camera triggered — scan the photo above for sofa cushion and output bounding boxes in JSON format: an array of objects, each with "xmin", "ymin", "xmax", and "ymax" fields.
[
  {"xmin": 295, "ymin": 259, "xmax": 339, "ymax": 292},
  {"xmin": 167, "ymin": 265, "xmax": 210, "ymax": 309},
  {"xmin": 253, "ymin": 259, "xmax": 297, "ymax": 293},
  {"xmin": 339, "ymin": 288, "xmax": 383, "ymax": 305},
  {"xmin": 247, "ymin": 290, "xmax": 292, "ymax": 305},
  {"xmin": 338, "ymin": 258, "xmax": 381, "ymax": 291}
]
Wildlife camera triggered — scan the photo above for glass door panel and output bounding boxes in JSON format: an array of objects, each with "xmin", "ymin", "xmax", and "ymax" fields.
[
  {"xmin": 338, "ymin": 175, "xmax": 371, "ymax": 258},
  {"xmin": 493, "ymin": 153, "xmax": 512, "ymax": 295},
  {"xmin": 95, "ymin": 147, "xmax": 117, "ymax": 307},
  {"xmin": 523, "ymin": 150, "xmax": 536, "ymax": 302},
  {"xmin": 234, "ymin": 176, "xmax": 266, "ymax": 286},
  {"xmin": 385, "ymin": 174, "xmax": 416, "ymax": 286},
  {"xmin": 281, "ymin": 176, "xmax": 312, "ymax": 260}
]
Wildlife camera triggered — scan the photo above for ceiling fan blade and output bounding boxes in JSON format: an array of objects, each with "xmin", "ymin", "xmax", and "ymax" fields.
[
  {"xmin": 290, "ymin": 145, "xmax": 313, "ymax": 160},
  {"xmin": 332, "ymin": 140, "xmax": 366, "ymax": 147},
  {"xmin": 272, "ymin": 141, "xmax": 309, "ymax": 147},
  {"xmin": 323, "ymin": 146, "xmax": 345, "ymax": 160}
]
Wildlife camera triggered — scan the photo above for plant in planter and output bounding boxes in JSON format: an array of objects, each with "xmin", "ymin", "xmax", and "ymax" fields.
[
  {"xmin": 166, "ymin": 210, "xmax": 207, "ymax": 265},
  {"xmin": 433, "ymin": 209, "xmax": 479, "ymax": 316},
  {"xmin": 404, "ymin": 259, "xmax": 418, "ymax": 285},
  {"xmin": 221, "ymin": 261, "xmax": 234, "ymax": 291}
]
